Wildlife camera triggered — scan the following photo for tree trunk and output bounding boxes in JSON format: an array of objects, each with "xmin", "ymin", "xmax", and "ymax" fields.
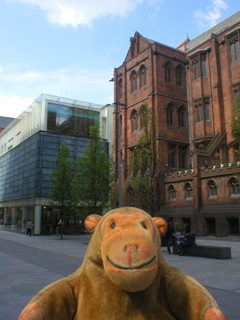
[{"xmin": 61, "ymin": 205, "xmax": 63, "ymax": 240}]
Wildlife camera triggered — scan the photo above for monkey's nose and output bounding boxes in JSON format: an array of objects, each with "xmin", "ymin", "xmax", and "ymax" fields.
[{"xmin": 124, "ymin": 245, "xmax": 138, "ymax": 252}]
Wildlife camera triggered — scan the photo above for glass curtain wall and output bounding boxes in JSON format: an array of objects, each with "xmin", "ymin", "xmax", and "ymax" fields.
[{"xmin": 47, "ymin": 103, "xmax": 99, "ymax": 138}]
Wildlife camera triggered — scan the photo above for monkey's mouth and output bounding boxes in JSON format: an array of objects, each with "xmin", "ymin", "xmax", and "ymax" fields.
[{"xmin": 106, "ymin": 255, "xmax": 156, "ymax": 270}]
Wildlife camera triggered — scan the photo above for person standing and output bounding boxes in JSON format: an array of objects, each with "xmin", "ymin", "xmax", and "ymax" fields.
[
  {"xmin": 166, "ymin": 219, "xmax": 176, "ymax": 254},
  {"xmin": 26, "ymin": 221, "xmax": 33, "ymax": 237},
  {"xmin": 177, "ymin": 225, "xmax": 194, "ymax": 256}
]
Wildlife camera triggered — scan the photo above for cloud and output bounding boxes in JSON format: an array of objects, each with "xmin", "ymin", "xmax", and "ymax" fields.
[
  {"xmin": 0, "ymin": 65, "xmax": 114, "ymax": 117},
  {"xmin": 194, "ymin": 0, "xmax": 228, "ymax": 29},
  {"xmin": 0, "ymin": 96, "xmax": 34, "ymax": 118},
  {"xmin": 13, "ymin": 0, "xmax": 145, "ymax": 27}
]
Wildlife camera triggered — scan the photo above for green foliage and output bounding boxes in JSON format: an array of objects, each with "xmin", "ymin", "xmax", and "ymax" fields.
[
  {"xmin": 174, "ymin": 219, "xmax": 185, "ymax": 230},
  {"xmin": 49, "ymin": 143, "xmax": 78, "ymax": 239},
  {"xmin": 130, "ymin": 105, "xmax": 164, "ymax": 216},
  {"xmin": 232, "ymin": 93, "xmax": 240, "ymax": 159},
  {"xmin": 76, "ymin": 121, "xmax": 113, "ymax": 215}
]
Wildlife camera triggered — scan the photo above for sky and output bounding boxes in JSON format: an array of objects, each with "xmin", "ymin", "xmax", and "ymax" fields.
[{"xmin": 0, "ymin": 0, "xmax": 239, "ymax": 118}]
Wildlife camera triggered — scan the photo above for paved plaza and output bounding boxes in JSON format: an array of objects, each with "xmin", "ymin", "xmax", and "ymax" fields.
[{"xmin": 0, "ymin": 229, "xmax": 240, "ymax": 320}]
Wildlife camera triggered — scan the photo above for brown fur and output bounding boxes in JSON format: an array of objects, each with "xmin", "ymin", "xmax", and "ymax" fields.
[{"xmin": 19, "ymin": 207, "xmax": 226, "ymax": 320}]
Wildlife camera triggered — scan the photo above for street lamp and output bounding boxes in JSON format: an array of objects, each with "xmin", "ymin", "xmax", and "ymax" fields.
[{"xmin": 113, "ymin": 102, "xmax": 125, "ymax": 208}]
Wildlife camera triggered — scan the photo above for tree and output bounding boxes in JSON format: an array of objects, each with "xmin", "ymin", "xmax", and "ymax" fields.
[
  {"xmin": 130, "ymin": 105, "xmax": 165, "ymax": 216},
  {"xmin": 49, "ymin": 143, "xmax": 78, "ymax": 239},
  {"xmin": 76, "ymin": 121, "xmax": 113, "ymax": 216},
  {"xmin": 232, "ymin": 91, "xmax": 240, "ymax": 160}
]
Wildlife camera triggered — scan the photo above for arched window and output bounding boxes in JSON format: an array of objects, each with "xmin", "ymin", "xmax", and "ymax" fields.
[
  {"xmin": 201, "ymin": 59, "xmax": 207, "ymax": 77},
  {"xmin": 193, "ymin": 59, "xmax": 200, "ymax": 80},
  {"xmin": 228, "ymin": 177, "xmax": 240, "ymax": 196},
  {"xmin": 179, "ymin": 146, "xmax": 186, "ymax": 169},
  {"xmin": 139, "ymin": 65, "xmax": 147, "ymax": 88},
  {"xmin": 229, "ymin": 35, "xmax": 240, "ymax": 62},
  {"xmin": 208, "ymin": 180, "xmax": 218, "ymax": 197},
  {"xmin": 168, "ymin": 144, "xmax": 176, "ymax": 167},
  {"xmin": 165, "ymin": 61, "xmax": 172, "ymax": 83},
  {"xmin": 140, "ymin": 104, "xmax": 147, "ymax": 130},
  {"xmin": 168, "ymin": 185, "xmax": 176, "ymax": 200},
  {"xmin": 126, "ymin": 184, "xmax": 134, "ymax": 206},
  {"xmin": 178, "ymin": 105, "xmax": 185, "ymax": 127},
  {"xmin": 176, "ymin": 65, "xmax": 184, "ymax": 86},
  {"xmin": 185, "ymin": 183, "xmax": 193, "ymax": 199},
  {"xmin": 166, "ymin": 102, "xmax": 174, "ymax": 125},
  {"xmin": 118, "ymin": 78, "xmax": 123, "ymax": 99},
  {"xmin": 130, "ymin": 109, "xmax": 138, "ymax": 133},
  {"xmin": 131, "ymin": 71, "xmax": 137, "ymax": 93}
]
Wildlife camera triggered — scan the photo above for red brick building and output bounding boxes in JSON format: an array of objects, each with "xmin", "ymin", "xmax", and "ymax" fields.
[
  {"xmin": 113, "ymin": 32, "xmax": 189, "ymax": 211},
  {"xmin": 113, "ymin": 11, "xmax": 240, "ymax": 237}
]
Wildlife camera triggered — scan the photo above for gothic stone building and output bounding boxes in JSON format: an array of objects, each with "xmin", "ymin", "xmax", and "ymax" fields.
[
  {"xmin": 113, "ymin": 32, "xmax": 189, "ymax": 211},
  {"xmin": 113, "ymin": 10, "xmax": 240, "ymax": 237}
]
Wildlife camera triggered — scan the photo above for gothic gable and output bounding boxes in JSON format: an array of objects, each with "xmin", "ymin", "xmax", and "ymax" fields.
[{"xmin": 124, "ymin": 31, "xmax": 151, "ymax": 63}]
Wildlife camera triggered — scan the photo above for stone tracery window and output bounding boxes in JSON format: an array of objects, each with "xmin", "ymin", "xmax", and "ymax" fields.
[
  {"xmin": 208, "ymin": 180, "xmax": 218, "ymax": 197},
  {"xmin": 178, "ymin": 105, "xmax": 185, "ymax": 127},
  {"xmin": 192, "ymin": 58, "xmax": 200, "ymax": 80},
  {"xmin": 179, "ymin": 145, "xmax": 186, "ymax": 169},
  {"xmin": 165, "ymin": 61, "xmax": 172, "ymax": 83},
  {"xmin": 126, "ymin": 184, "xmax": 134, "ymax": 206},
  {"xmin": 168, "ymin": 144, "xmax": 176, "ymax": 167},
  {"xmin": 130, "ymin": 71, "xmax": 137, "ymax": 93},
  {"xmin": 168, "ymin": 185, "xmax": 176, "ymax": 200},
  {"xmin": 176, "ymin": 65, "xmax": 183, "ymax": 86},
  {"xmin": 204, "ymin": 97, "xmax": 210, "ymax": 121},
  {"xmin": 201, "ymin": 57, "xmax": 207, "ymax": 77},
  {"xmin": 229, "ymin": 34, "xmax": 240, "ymax": 63},
  {"xmin": 166, "ymin": 102, "xmax": 174, "ymax": 126},
  {"xmin": 195, "ymin": 99, "xmax": 203, "ymax": 123},
  {"xmin": 140, "ymin": 104, "xmax": 147, "ymax": 130},
  {"xmin": 229, "ymin": 177, "xmax": 240, "ymax": 196},
  {"xmin": 185, "ymin": 182, "xmax": 193, "ymax": 199},
  {"xmin": 139, "ymin": 65, "xmax": 147, "ymax": 88},
  {"xmin": 118, "ymin": 78, "xmax": 123, "ymax": 99},
  {"xmin": 130, "ymin": 109, "xmax": 138, "ymax": 133},
  {"xmin": 233, "ymin": 83, "xmax": 240, "ymax": 108}
]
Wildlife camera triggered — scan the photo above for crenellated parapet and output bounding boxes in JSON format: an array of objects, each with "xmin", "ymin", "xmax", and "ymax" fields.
[
  {"xmin": 165, "ymin": 169, "xmax": 194, "ymax": 183},
  {"xmin": 200, "ymin": 162, "xmax": 240, "ymax": 178}
]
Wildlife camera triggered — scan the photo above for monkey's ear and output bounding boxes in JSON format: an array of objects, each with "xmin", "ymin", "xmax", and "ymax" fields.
[
  {"xmin": 84, "ymin": 215, "xmax": 102, "ymax": 234},
  {"xmin": 152, "ymin": 217, "xmax": 168, "ymax": 236}
]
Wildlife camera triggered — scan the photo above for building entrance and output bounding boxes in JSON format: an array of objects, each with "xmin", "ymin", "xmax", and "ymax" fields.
[
  {"xmin": 227, "ymin": 218, "xmax": 239, "ymax": 235},
  {"xmin": 205, "ymin": 218, "xmax": 216, "ymax": 235}
]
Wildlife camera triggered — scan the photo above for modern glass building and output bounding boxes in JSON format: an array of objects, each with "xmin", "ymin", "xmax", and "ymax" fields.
[{"xmin": 0, "ymin": 94, "xmax": 113, "ymax": 235}]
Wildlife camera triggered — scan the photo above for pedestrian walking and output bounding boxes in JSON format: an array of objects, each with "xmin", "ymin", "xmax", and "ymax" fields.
[
  {"xmin": 166, "ymin": 219, "xmax": 176, "ymax": 254},
  {"xmin": 177, "ymin": 225, "xmax": 195, "ymax": 256},
  {"xmin": 26, "ymin": 221, "xmax": 33, "ymax": 237}
]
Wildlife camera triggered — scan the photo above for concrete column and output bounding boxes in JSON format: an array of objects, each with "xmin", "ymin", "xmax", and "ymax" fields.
[
  {"xmin": 21, "ymin": 207, "xmax": 27, "ymax": 233},
  {"xmin": 12, "ymin": 207, "xmax": 16, "ymax": 231},
  {"xmin": 4, "ymin": 208, "xmax": 7, "ymax": 225},
  {"xmin": 34, "ymin": 206, "xmax": 41, "ymax": 235}
]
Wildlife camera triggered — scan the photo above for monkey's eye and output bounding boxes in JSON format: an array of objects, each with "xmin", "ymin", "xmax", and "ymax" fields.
[
  {"xmin": 141, "ymin": 222, "xmax": 147, "ymax": 229},
  {"xmin": 110, "ymin": 222, "xmax": 116, "ymax": 229}
]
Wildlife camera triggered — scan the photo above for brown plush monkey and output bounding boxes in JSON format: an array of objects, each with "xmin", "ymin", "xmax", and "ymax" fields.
[{"xmin": 19, "ymin": 207, "xmax": 226, "ymax": 320}]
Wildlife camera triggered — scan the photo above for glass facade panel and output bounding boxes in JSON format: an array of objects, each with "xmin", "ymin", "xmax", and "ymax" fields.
[
  {"xmin": 47, "ymin": 103, "xmax": 99, "ymax": 138},
  {"xmin": 58, "ymin": 105, "xmax": 73, "ymax": 135},
  {"xmin": 47, "ymin": 104, "xmax": 57, "ymax": 132}
]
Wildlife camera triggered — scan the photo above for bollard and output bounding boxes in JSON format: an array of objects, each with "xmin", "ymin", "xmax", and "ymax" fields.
[{"xmin": 56, "ymin": 227, "xmax": 58, "ymax": 237}]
